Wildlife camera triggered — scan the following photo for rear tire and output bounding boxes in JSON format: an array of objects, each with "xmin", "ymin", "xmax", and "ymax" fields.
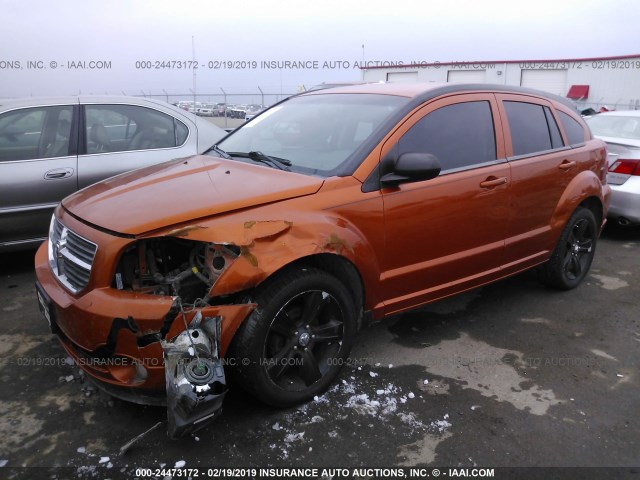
[
  {"xmin": 228, "ymin": 267, "xmax": 357, "ymax": 407},
  {"xmin": 538, "ymin": 207, "xmax": 598, "ymax": 290}
]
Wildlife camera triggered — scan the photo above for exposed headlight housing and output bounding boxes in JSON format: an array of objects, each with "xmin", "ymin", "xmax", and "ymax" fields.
[{"xmin": 112, "ymin": 237, "xmax": 239, "ymax": 303}]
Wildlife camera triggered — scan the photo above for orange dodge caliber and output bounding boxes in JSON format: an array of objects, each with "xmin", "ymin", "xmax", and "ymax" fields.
[{"xmin": 35, "ymin": 83, "xmax": 611, "ymax": 437}]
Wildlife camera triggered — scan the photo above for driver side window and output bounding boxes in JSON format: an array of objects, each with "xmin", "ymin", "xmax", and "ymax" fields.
[
  {"xmin": 399, "ymin": 101, "xmax": 497, "ymax": 173},
  {"xmin": 0, "ymin": 106, "xmax": 73, "ymax": 161}
]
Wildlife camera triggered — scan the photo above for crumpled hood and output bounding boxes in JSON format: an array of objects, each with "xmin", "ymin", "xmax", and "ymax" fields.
[{"xmin": 62, "ymin": 155, "xmax": 323, "ymax": 235}]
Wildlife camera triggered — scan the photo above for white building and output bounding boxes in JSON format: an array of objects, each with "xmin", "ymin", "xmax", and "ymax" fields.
[{"xmin": 361, "ymin": 54, "xmax": 640, "ymax": 111}]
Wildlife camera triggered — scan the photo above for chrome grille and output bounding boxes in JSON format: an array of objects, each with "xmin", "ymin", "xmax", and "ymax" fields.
[{"xmin": 48, "ymin": 218, "xmax": 97, "ymax": 293}]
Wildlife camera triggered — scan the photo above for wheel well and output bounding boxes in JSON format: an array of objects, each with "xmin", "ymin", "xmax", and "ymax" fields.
[
  {"xmin": 579, "ymin": 196, "xmax": 603, "ymax": 226},
  {"xmin": 274, "ymin": 254, "xmax": 366, "ymax": 329}
]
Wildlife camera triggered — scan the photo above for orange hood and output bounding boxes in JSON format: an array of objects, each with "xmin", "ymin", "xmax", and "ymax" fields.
[{"xmin": 62, "ymin": 155, "xmax": 324, "ymax": 235}]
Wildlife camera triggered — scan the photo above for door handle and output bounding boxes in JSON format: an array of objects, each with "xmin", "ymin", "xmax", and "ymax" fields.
[
  {"xmin": 558, "ymin": 160, "xmax": 576, "ymax": 171},
  {"xmin": 479, "ymin": 176, "xmax": 507, "ymax": 188},
  {"xmin": 44, "ymin": 168, "xmax": 74, "ymax": 180}
]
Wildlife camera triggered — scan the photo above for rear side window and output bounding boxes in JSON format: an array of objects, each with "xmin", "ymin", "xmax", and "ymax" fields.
[
  {"xmin": 84, "ymin": 104, "xmax": 189, "ymax": 154},
  {"xmin": 399, "ymin": 101, "xmax": 496, "ymax": 172},
  {"xmin": 504, "ymin": 101, "xmax": 555, "ymax": 156},
  {"xmin": 557, "ymin": 111, "xmax": 586, "ymax": 145}
]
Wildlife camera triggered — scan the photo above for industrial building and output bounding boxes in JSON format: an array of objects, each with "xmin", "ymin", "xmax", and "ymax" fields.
[{"xmin": 361, "ymin": 54, "xmax": 640, "ymax": 111}]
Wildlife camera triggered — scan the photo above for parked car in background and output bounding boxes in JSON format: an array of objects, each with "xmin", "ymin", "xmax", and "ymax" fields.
[
  {"xmin": 244, "ymin": 105, "xmax": 265, "ymax": 122},
  {"xmin": 35, "ymin": 83, "xmax": 609, "ymax": 438},
  {"xmin": 0, "ymin": 96, "xmax": 226, "ymax": 251},
  {"xmin": 196, "ymin": 104, "xmax": 215, "ymax": 117},
  {"xmin": 214, "ymin": 103, "xmax": 227, "ymax": 117},
  {"xmin": 585, "ymin": 110, "xmax": 640, "ymax": 225},
  {"xmin": 226, "ymin": 105, "xmax": 247, "ymax": 119},
  {"xmin": 188, "ymin": 102, "xmax": 202, "ymax": 114}
]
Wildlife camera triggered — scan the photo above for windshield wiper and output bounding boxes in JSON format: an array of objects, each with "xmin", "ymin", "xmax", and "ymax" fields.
[
  {"xmin": 204, "ymin": 144, "xmax": 232, "ymax": 159},
  {"xmin": 228, "ymin": 151, "xmax": 291, "ymax": 171}
]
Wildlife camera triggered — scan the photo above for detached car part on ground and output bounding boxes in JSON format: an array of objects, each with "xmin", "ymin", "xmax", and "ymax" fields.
[{"xmin": 35, "ymin": 83, "xmax": 610, "ymax": 438}]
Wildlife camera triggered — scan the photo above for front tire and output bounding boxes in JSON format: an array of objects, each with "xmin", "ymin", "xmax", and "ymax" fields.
[
  {"xmin": 538, "ymin": 207, "xmax": 598, "ymax": 290},
  {"xmin": 228, "ymin": 268, "xmax": 358, "ymax": 407}
]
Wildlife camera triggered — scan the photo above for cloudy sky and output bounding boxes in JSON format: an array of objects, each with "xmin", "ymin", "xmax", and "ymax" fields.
[{"xmin": 2, "ymin": 0, "xmax": 639, "ymax": 99}]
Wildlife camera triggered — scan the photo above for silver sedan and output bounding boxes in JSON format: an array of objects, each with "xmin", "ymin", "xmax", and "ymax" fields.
[
  {"xmin": 0, "ymin": 96, "xmax": 226, "ymax": 251},
  {"xmin": 586, "ymin": 110, "xmax": 640, "ymax": 226}
]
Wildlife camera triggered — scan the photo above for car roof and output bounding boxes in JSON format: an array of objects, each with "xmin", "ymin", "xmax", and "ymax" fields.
[
  {"xmin": 0, "ymin": 95, "xmax": 180, "ymax": 110},
  {"xmin": 301, "ymin": 82, "xmax": 578, "ymax": 111}
]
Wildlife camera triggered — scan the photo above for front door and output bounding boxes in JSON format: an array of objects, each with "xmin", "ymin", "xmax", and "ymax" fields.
[
  {"xmin": 381, "ymin": 94, "xmax": 510, "ymax": 314},
  {"xmin": 0, "ymin": 104, "xmax": 78, "ymax": 248}
]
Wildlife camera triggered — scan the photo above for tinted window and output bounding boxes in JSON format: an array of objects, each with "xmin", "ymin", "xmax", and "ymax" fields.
[
  {"xmin": 0, "ymin": 106, "xmax": 73, "ymax": 161},
  {"xmin": 558, "ymin": 111, "xmax": 586, "ymax": 145},
  {"xmin": 504, "ymin": 101, "xmax": 552, "ymax": 156},
  {"xmin": 85, "ymin": 105, "xmax": 188, "ymax": 154},
  {"xmin": 399, "ymin": 101, "xmax": 496, "ymax": 172},
  {"xmin": 544, "ymin": 107, "xmax": 564, "ymax": 148}
]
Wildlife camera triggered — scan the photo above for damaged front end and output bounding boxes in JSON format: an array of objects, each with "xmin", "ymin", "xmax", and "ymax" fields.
[
  {"xmin": 109, "ymin": 237, "xmax": 246, "ymax": 438},
  {"xmin": 112, "ymin": 237, "xmax": 240, "ymax": 303},
  {"xmin": 163, "ymin": 310, "xmax": 227, "ymax": 439}
]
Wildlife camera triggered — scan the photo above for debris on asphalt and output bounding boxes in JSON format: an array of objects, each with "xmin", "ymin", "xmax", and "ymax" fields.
[
  {"xmin": 119, "ymin": 421, "xmax": 163, "ymax": 456},
  {"xmin": 284, "ymin": 432, "xmax": 305, "ymax": 443},
  {"xmin": 369, "ymin": 371, "xmax": 378, "ymax": 378},
  {"xmin": 175, "ymin": 460, "xmax": 186, "ymax": 468}
]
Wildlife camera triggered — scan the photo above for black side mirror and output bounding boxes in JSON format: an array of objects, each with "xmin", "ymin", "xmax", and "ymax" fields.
[{"xmin": 380, "ymin": 152, "xmax": 441, "ymax": 187}]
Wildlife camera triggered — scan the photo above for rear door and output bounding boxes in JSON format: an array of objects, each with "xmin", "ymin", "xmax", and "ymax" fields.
[
  {"xmin": 496, "ymin": 94, "xmax": 578, "ymax": 270},
  {"xmin": 381, "ymin": 94, "xmax": 510, "ymax": 314},
  {"xmin": 0, "ymin": 103, "xmax": 79, "ymax": 248}
]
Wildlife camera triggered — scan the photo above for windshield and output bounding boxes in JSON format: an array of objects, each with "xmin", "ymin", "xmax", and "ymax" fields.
[
  {"xmin": 215, "ymin": 93, "xmax": 408, "ymax": 176},
  {"xmin": 586, "ymin": 115, "xmax": 640, "ymax": 140}
]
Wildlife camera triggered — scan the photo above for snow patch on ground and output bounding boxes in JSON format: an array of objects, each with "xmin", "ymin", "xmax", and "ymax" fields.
[
  {"xmin": 267, "ymin": 371, "xmax": 438, "ymax": 461},
  {"xmin": 590, "ymin": 274, "xmax": 629, "ymax": 290}
]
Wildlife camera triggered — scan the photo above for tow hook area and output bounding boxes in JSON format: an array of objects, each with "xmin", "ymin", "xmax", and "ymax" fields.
[{"xmin": 162, "ymin": 311, "xmax": 227, "ymax": 439}]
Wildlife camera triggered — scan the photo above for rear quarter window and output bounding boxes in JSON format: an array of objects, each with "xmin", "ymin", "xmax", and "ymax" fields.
[{"xmin": 557, "ymin": 111, "xmax": 586, "ymax": 145}]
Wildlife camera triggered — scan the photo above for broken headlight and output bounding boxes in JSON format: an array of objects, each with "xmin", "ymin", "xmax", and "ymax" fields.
[{"xmin": 112, "ymin": 238, "xmax": 239, "ymax": 303}]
